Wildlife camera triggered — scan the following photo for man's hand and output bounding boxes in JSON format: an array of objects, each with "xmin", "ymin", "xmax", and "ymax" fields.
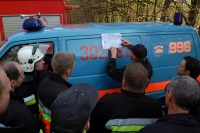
[
  {"xmin": 121, "ymin": 40, "xmax": 132, "ymax": 46},
  {"xmin": 110, "ymin": 46, "xmax": 117, "ymax": 59}
]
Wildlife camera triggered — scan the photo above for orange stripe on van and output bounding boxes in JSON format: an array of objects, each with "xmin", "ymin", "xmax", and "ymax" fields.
[
  {"xmin": 98, "ymin": 80, "xmax": 170, "ymax": 99},
  {"xmin": 145, "ymin": 80, "xmax": 170, "ymax": 93},
  {"xmin": 197, "ymin": 76, "xmax": 200, "ymax": 82},
  {"xmin": 98, "ymin": 88, "xmax": 121, "ymax": 99}
]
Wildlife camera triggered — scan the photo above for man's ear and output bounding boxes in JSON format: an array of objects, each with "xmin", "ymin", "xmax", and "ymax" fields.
[
  {"xmin": 185, "ymin": 70, "xmax": 190, "ymax": 76},
  {"xmin": 10, "ymin": 80, "xmax": 15, "ymax": 88},
  {"xmin": 166, "ymin": 90, "xmax": 173, "ymax": 102},
  {"xmin": 132, "ymin": 55, "xmax": 136, "ymax": 60},
  {"xmin": 146, "ymin": 78, "xmax": 149, "ymax": 85},
  {"xmin": 122, "ymin": 79, "xmax": 127, "ymax": 88},
  {"xmin": 65, "ymin": 69, "xmax": 71, "ymax": 77},
  {"xmin": 84, "ymin": 121, "xmax": 90, "ymax": 131}
]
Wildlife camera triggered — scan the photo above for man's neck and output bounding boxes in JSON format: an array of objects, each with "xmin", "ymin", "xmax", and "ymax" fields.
[
  {"xmin": 61, "ymin": 74, "xmax": 68, "ymax": 81},
  {"xmin": 123, "ymin": 87, "xmax": 144, "ymax": 93},
  {"xmin": 167, "ymin": 104, "xmax": 188, "ymax": 115},
  {"xmin": 11, "ymin": 87, "xmax": 15, "ymax": 92},
  {"xmin": 53, "ymin": 71, "xmax": 68, "ymax": 81}
]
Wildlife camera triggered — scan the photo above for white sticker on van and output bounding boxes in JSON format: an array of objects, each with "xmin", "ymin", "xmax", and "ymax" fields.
[{"xmin": 101, "ymin": 33, "xmax": 122, "ymax": 49}]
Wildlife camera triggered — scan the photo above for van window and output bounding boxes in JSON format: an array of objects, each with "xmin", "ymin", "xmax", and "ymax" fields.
[{"xmin": 1, "ymin": 42, "xmax": 53, "ymax": 71}]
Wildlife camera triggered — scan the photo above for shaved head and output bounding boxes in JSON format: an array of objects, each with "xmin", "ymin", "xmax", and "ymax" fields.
[{"xmin": 0, "ymin": 60, "xmax": 24, "ymax": 91}]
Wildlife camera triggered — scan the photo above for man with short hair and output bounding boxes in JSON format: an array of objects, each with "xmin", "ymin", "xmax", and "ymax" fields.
[
  {"xmin": 0, "ymin": 66, "xmax": 11, "ymax": 114},
  {"xmin": 37, "ymin": 51, "xmax": 76, "ymax": 133},
  {"xmin": 107, "ymin": 40, "xmax": 153, "ymax": 82},
  {"xmin": 88, "ymin": 63, "xmax": 162, "ymax": 133},
  {"xmin": 0, "ymin": 61, "xmax": 40, "ymax": 133},
  {"xmin": 0, "ymin": 60, "xmax": 24, "ymax": 102},
  {"xmin": 0, "ymin": 61, "xmax": 24, "ymax": 90},
  {"xmin": 177, "ymin": 56, "xmax": 200, "ymax": 80},
  {"xmin": 139, "ymin": 76, "xmax": 200, "ymax": 133},
  {"xmin": 51, "ymin": 83, "xmax": 98, "ymax": 133}
]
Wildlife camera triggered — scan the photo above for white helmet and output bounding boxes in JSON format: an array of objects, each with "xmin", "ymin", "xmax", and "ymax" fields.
[{"xmin": 17, "ymin": 45, "xmax": 44, "ymax": 72}]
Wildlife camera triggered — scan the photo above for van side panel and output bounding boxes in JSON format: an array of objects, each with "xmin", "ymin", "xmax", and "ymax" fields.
[{"xmin": 1, "ymin": 22, "xmax": 199, "ymax": 99}]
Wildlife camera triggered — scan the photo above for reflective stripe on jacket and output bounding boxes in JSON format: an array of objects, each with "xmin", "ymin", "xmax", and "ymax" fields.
[
  {"xmin": 105, "ymin": 118, "xmax": 158, "ymax": 132},
  {"xmin": 38, "ymin": 99, "xmax": 51, "ymax": 133},
  {"xmin": 23, "ymin": 94, "xmax": 36, "ymax": 106}
]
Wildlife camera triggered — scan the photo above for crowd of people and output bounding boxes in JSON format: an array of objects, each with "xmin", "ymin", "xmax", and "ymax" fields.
[{"xmin": 0, "ymin": 39, "xmax": 200, "ymax": 133}]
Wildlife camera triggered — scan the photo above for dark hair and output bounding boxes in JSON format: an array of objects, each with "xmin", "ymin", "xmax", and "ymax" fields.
[
  {"xmin": 184, "ymin": 56, "xmax": 200, "ymax": 79},
  {"xmin": 0, "ymin": 60, "xmax": 20, "ymax": 81},
  {"xmin": 123, "ymin": 63, "xmax": 148, "ymax": 91},
  {"xmin": 166, "ymin": 76, "xmax": 200, "ymax": 110}
]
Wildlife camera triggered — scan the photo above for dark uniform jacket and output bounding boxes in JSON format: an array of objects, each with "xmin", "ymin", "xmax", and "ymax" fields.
[
  {"xmin": 106, "ymin": 58, "xmax": 153, "ymax": 82},
  {"xmin": 139, "ymin": 113, "xmax": 200, "ymax": 133},
  {"xmin": 0, "ymin": 99, "xmax": 40, "ymax": 133},
  {"xmin": 190, "ymin": 101, "xmax": 200, "ymax": 126},
  {"xmin": 10, "ymin": 91, "xmax": 24, "ymax": 104},
  {"xmin": 87, "ymin": 90, "xmax": 162, "ymax": 133},
  {"xmin": 37, "ymin": 71, "xmax": 72, "ymax": 109}
]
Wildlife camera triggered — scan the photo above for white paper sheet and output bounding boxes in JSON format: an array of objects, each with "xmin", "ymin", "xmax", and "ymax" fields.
[{"xmin": 101, "ymin": 33, "xmax": 122, "ymax": 49}]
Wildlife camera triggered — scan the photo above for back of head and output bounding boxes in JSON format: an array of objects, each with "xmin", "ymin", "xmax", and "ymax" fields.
[
  {"xmin": 0, "ymin": 66, "xmax": 6, "ymax": 96},
  {"xmin": 17, "ymin": 46, "xmax": 44, "ymax": 72},
  {"xmin": 184, "ymin": 56, "xmax": 200, "ymax": 79},
  {"xmin": 123, "ymin": 63, "xmax": 148, "ymax": 92},
  {"xmin": 51, "ymin": 83, "xmax": 98, "ymax": 133},
  {"xmin": 166, "ymin": 76, "xmax": 200, "ymax": 110},
  {"xmin": 0, "ymin": 60, "xmax": 20, "ymax": 81},
  {"xmin": 51, "ymin": 52, "xmax": 76, "ymax": 75},
  {"xmin": 0, "ymin": 66, "xmax": 11, "ymax": 114}
]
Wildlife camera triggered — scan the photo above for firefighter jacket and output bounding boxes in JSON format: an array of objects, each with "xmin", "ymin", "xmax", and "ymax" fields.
[
  {"xmin": 0, "ymin": 99, "xmax": 40, "ymax": 133},
  {"xmin": 37, "ymin": 71, "xmax": 72, "ymax": 133},
  {"xmin": 106, "ymin": 58, "xmax": 153, "ymax": 82},
  {"xmin": 14, "ymin": 71, "xmax": 48, "ymax": 117},
  {"xmin": 87, "ymin": 89, "xmax": 162, "ymax": 133},
  {"xmin": 139, "ymin": 113, "xmax": 200, "ymax": 133},
  {"xmin": 10, "ymin": 91, "xmax": 24, "ymax": 104}
]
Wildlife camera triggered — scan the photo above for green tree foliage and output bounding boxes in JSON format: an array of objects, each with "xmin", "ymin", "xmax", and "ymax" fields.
[{"xmin": 69, "ymin": 0, "xmax": 200, "ymax": 32}]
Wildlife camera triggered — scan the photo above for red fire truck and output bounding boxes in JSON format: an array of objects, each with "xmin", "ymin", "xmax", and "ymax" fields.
[{"xmin": 0, "ymin": 0, "xmax": 79, "ymax": 43}]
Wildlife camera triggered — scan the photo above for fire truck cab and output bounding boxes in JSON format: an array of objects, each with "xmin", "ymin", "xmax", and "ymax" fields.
[{"xmin": 0, "ymin": 0, "xmax": 78, "ymax": 43}]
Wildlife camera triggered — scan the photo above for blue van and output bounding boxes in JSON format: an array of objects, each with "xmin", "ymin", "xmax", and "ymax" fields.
[{"xmin": 0, "ymin": 18, "xmax": 200, "ymax": 101}]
